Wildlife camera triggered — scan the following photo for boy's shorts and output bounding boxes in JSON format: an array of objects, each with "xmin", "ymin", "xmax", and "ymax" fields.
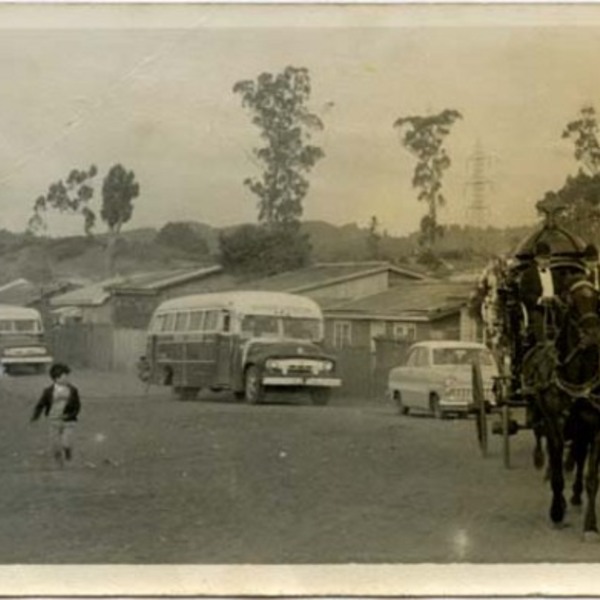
[{"xmin": 49, "ymin": 420, "xmax": 75, "ymax": 450}]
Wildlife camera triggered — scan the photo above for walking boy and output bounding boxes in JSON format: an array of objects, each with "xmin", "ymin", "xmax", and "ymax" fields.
[{"xmin": 31, "ymin": 363, "xmax": 81, "ymax": 468}]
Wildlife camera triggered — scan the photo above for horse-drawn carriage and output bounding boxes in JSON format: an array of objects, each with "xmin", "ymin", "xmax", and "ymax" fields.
[{"xmin": 473, "ymin": 197, "xmax": 600, "ymax": 539}]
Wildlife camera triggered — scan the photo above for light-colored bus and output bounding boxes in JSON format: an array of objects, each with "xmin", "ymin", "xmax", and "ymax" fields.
[
  {"xmin": 145, "ymin": 291, "xmax": 342, "ymax": 404},
  {"xmin": 0, "ymin": 304, "xmax": 53, "ymax": 373}
]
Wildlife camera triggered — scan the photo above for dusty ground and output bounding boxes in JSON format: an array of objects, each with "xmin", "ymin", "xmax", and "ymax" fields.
[{"xmin": 1, "ymin": 369, "xmax": 600, "ymax": 564}]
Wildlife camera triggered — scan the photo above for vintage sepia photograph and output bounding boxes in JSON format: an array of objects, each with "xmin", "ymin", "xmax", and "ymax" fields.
[{"xmin": 6, "ymin": 1, "xmax": 600, "ymax": 596}]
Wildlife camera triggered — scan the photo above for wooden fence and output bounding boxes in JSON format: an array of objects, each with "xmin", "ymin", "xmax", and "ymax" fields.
[
  {"xmin": 47, "ymin": 324, "xmax": 146, "ymax": 374},
  {"xmin": 47, "ymin": 325, "xmax": 409, "ymax": 397}
]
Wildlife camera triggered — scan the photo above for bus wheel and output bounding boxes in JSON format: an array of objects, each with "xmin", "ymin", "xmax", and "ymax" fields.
[
  {"xmin": 311, "ymin": 389, "xmax": 331, "ymax": 406},
  {"xmin": 233, "ymin": 391, "xmax": 245, "ymax": 402},
  {"xmin": 244, "ymin": 366, "xmax": 264, "ymax": 405}
]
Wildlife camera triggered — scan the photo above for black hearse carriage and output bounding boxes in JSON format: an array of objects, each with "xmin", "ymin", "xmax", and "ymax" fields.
[{"xmin": 473, "ymin": 198, "xmax": 594, "ymax": 466}]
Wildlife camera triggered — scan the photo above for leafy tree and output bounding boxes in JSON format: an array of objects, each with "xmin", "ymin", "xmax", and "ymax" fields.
[
  {"xmin": 539, "ymin": 106, "xmax": 600, "ymax": 242},
  {"xmin": 156, "ymin": 222, "xmax": 210, "ymax": 256},
  {"xmin": 539, "ymin": 173, "xmax": 600, "ymax": 242},
  {"xmin": 233, "ymin": 65, "xmax": 324, "ymax": 227},
  {"xmin": 29, "ymin": 163, "xmax": 140, "ymax": 276},
  {"xmin": 562, "ymin": 105, "xmax": 600, "ymax": 175},
  {"xmin": 393, "ymin": 109, "xmax": 462, "ymax": 250},
  {"xmin": 366, "ymin": 215, "xmax": 382, "ymax": 260},
  {"xmin": 28, "ymin": 165, "xmax": 98, "ymax": 235},
  {"xmin": 229, "ymin": 66, "xmax": 324, "ymax": 274},
  {"xmin": 219, "ymin": 224, "xmax": 311, "ymax": 276},
  {"xmin": 101, "ymin": 164, "xmax": 140, "ymax": 275}
]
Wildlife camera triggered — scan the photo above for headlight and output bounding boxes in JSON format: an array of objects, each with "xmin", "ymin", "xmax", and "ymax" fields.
[
  {"xmin": 321, "ymin": 361, "xmax": 334, "ymax": 373},
  {"xmin": 265, "ymin": 359, "xmax": 283, "ymax": 371},
  {"xmin": 444, "ymin": 376, "xmax": 457, "ymax": 392}
]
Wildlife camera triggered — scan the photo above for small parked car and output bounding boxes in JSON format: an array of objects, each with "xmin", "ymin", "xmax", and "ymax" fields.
[{"xmin": 387, "ymin": 340, "xmax": 498, "ymax": 418}]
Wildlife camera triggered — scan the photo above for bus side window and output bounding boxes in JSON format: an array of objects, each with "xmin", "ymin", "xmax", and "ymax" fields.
[
  {"xmin": 222, "ymin": 310, "xmax": 231, "ymax": 332},
  {"xmin": 204, "ymin": 310, "xmax": 219, "ymax": 332},
  {"xmin": 174, "ymin": 312, "xmax": 189, "ymax": 332},
  {"xmin": 163, "ymin": 313, "xmax": 175, "ymax": 332},
  {"xmin": 153, "ymin": 314, "xmax": 165, "ymax": 332},
  {"xmin": 189, "ymin": 311, "xmax": 204, "ymax": 331}
]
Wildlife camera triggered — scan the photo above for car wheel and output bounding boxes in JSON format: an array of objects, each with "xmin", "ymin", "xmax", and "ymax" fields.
[
  {"xmin": 394, "ymin": 391, "xmax": 409, "ymax": 415},
  {"xmin": 244, "ymin": 366, "xmax": 264, "ymax": 405},
  {"xmin": 311, "ymin": 389, "xmax": 331, "ymax": 406},
  {"xmin": 430, "ymin": 394, "xmax": 443, "ymax": 419}
]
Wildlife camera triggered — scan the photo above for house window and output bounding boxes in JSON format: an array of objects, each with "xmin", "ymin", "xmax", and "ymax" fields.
[
  {"xmin": 333, "ymin": 321, "xmax": 352, "ymax": 349},
  {"xmin": 393, "ymin": 323, "xmax": 416, "ymax": 341}
]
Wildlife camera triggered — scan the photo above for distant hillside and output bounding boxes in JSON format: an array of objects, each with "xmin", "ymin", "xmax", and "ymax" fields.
[{"xmin": 0, "ymin": 220, "xmax": 540, "ymax": 286}]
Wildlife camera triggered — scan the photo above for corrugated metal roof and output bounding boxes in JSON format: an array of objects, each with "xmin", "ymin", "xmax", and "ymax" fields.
[
  {"xmin": 50, "ymin": 265, "xmax": 224, "ymax": 307},
  {"xmin": 322, "ymin": 280, "xmax": 474, "ymax": 320},
  {"xmin": 0, "ymin": 279, "xmax": 39, "ymax": 307},
  {"xmin": 232, "ymin": 262, "xmax": 426, "ymax": 293},
  {"xmin": 109, "ymin": 265, "xmax": 223, "ymax": 292},
  {"xmin": 50, "ymin": 278, "xmax": 119, "ymax": 307}
]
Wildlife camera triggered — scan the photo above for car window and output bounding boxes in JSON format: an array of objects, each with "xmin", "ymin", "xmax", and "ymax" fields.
[
  {"xmin": 432, "ymin": 347, "xmax": 495, "ymax": 366},
  {"xmin": 415, "ymin": 348, "xmax": 429, "ymax": 367},
  {"xmin": 405, "ymin": 349, "xmax": 418, "ymax": 366}
]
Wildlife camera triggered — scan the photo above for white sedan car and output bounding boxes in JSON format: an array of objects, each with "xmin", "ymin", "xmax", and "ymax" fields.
[{"xmin": 387, "ymin": 340, "xmax": 498, "ymax": 418}]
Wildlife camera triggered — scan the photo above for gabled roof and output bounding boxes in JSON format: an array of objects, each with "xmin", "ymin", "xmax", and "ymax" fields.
[
  {"xmin": 50, "ymin": 278, "xmax": 120, "ymax": 307},
  {"xmin": 233, "ymin": 261, "xmax": 426, "ymax": 294},
  {"xmin": 322, "ymin": 280, "xmax": 474, "ymax": 321},
  {"xmin": 108, "ymin": 265, "xmax": 223, "ymax": 293},
  {"xmin": 50, "ymin": 265, "xmax": 224, "ymax": 307},
  {"xmin": 0, "ymin": 278, "xmax": 39, "ymax": 306}
]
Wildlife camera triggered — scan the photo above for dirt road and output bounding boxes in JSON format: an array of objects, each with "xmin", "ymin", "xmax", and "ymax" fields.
[{"xmin": 1, "ymin": 370, "xmax": 600, "ymax": 564}]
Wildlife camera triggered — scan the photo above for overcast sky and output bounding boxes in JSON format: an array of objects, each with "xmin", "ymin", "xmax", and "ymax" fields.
[{"xmin": 1, "ymin": 4, "xmax": 600, "ymax": 237}]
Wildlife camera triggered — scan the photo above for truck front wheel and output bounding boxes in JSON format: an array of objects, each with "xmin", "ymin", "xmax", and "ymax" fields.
[{"xmin": 244, "ymin": 366, "xmax": 264, "ymax": 405}]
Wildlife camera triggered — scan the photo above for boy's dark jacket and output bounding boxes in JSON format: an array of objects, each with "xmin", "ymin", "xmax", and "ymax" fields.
[{"xmin": 31, "ymin": 384, "xmax": 81, "ymax": 422}]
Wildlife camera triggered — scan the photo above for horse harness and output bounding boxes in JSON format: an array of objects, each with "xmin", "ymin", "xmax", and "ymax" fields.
[{"xmin": 521, "ymin": 277, "xmax": 600, "ymax": 411}]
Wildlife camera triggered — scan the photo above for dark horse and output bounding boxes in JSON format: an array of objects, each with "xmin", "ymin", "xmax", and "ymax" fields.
[{"xmin": 523, "ymin": 274, "xmax": 600, "ymax": 540}]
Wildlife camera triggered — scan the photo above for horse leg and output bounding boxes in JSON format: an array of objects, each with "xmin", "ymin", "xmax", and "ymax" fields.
[
  {"xmin": 570, "ymin": 438, "xmax": 587, "ymax": 507},
  {"xmin": 583, "ymin": 432, "xmax": 600, "ymax": 541},
  {"xmin": 545, "ymin": 422, "xmax": 567, "ymax": 525},
  {"xmin": 533, "ymin": 427, "xmax": 545, "ymax": 471}
]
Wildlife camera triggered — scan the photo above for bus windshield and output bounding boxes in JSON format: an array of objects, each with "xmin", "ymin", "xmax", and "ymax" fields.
[
  {"xmin": 240, "ymin": 315, "xmax": 321, "ymax": 341},
  {"xmin": 0, "ymin": 319, "xmax": 40, "ymax": 333},
  {"xmin": 282, "ymin": 317, "xmax": 321, "ymax": 341},
  {"xmin": 241, "ymin": 315, "xmax": 280, "ymax": 338}
]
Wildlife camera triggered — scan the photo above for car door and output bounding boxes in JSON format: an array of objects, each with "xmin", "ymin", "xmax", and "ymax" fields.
[
  {"xmin": 411, "ymin": 347, "xmax": 431, "ymax": 411},
  {"xmin": 397, "ymin": 347, "xmax": 419, "ymax": 407}
]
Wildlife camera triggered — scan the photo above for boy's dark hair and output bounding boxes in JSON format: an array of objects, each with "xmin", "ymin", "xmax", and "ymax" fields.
[{"xmin": 49, "ymin": 362, "xmax": 71, "ymax": 381}]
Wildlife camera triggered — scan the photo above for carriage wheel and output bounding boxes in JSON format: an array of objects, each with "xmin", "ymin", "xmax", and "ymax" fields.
[{"xmin": 472, "ymin": 361, "xmax": 488, "ymax": 456}]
